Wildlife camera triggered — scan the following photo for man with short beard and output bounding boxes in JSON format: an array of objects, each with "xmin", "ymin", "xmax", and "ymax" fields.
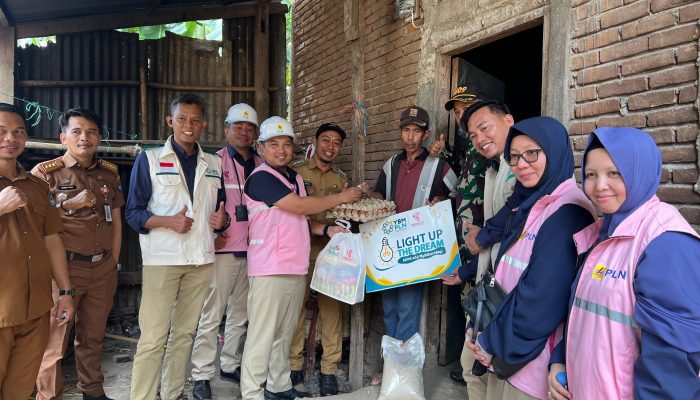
[
  {"xmin": 191, "ymin": 103, "xmax": 262, "ymax": 400},
  {"xmin": 33, "ymin": 108, "xmax": 123, "ymax": 400},
  {"xmin": 126, "ymin": 93, "xmax": 228, "ymax": 400},
  {"xmin": 287, "ymin": 122, "xmax": 352, "ymax": 396}
]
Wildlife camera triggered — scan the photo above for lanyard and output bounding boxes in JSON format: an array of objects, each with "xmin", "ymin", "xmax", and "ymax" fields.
[{"xmin": 230, "ymin": 152, "xmax": 246, "ymax": 203}]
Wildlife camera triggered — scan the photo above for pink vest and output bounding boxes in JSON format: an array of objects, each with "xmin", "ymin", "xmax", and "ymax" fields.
[
  {"xmin": 243, "ymin": 163, "xmax": 311, "ymax": 276},
  {"xmin": 566, "ymin": 196, "xmax": 698, "ymax": 400},
  {"xmin": 494, "ymin": 178, "xmax": 596, "ymax": 399},
  {"xmin": 216, "ymin": 147, "xmax": 262, "ymax": 252}
]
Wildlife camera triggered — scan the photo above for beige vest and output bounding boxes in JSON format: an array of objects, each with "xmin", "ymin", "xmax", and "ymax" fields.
[{"xmin": 476, "ymin": 156, "xmax": 515, "ymax": 281}]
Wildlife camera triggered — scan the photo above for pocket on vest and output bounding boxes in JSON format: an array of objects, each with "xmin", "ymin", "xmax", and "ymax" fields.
[
  {"xmin": 155, "ymin": 174, "xmax": 182, "ymax": 204},
  {"xmin": 148, "ymin": 228, "xmax": 181, "ymax": 256}
]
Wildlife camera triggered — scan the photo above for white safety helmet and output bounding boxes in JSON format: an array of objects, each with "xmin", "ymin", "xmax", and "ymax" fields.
[
  {"xmin": 258, "ymin": 116, "xmax": 296, "ymax": 142},
  {"xmin": 225, "ymin": 103, "xmax": 259, "ymax": 128}
]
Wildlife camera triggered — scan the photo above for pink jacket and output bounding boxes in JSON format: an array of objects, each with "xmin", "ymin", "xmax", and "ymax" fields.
[
  {"xmin": 244, "ymin": 163, "xmax": 311, "ymax": 276},
  {"xmin": 494, "ymin": 178, "xmax": 595, "ymax": 399},
  {"xmin": 566, "ymin": 196, "xmax": 698, "ymax": 399},
  {"xmin": 216, "ymin": 147, "xmax": 262, "ymax": 253}
]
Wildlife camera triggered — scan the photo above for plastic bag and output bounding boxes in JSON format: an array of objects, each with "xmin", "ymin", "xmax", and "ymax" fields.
[
  {"xmin": 378, "ymin": 333, "xmax": 426, "ymax": 400},
  {"xmin": 310, "ymin": 232, "xmax": 365, "ymax": 304}
]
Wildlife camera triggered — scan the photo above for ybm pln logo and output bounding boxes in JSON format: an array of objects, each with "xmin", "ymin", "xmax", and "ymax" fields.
[
  {"xmin": 591, "ymin": 264, "xmax": 627, "ymax": 281},
  {"xmin": 381, "ymin": 217, "xmax": 408, "ymax": 235}
]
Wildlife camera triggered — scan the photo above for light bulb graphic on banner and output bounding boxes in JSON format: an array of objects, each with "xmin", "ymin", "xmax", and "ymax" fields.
[{"xmin": 379, "ymin": 237, "xmax": 394, "ymax": 262}]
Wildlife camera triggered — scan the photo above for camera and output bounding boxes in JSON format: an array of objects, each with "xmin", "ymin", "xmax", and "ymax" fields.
[
  {"xmin": 235, "ymin": 205, "xmax": 248, "ymax": 222},
  {"xmin": 472, "ymin": 360, "xmax": 488, "ymax": 377}
]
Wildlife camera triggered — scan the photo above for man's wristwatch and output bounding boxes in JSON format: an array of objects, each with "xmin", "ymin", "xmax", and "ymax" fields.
[{"xmin": 58, "ymin": 288, "xmax": 76, "ymax": 297}]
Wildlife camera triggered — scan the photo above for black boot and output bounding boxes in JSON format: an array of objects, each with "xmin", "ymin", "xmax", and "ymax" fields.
[
  {"xmin": 320, "ymin": 373, "xmax": 339, "ymax": 396},
  {"xmin": 83, "ymin": 393, "xmax": 114, "ymax": 400},
  {"xmin": 289, "ymin": 370, "xmax": 304, "ymax": 386},
  {"xmin": 449, "ymin": 369, "xmax": 466, "ymax": 386},
  {"xmin": 192, "ymin": 380, "xmax": 212, "ymax": 400},
  {"xmin": 264, "ymin": 387, "xmax": 311, "ymax": 400},
  {"xmin": 220, "ymin": 366, "xmax": 241, "ymax": 383}
]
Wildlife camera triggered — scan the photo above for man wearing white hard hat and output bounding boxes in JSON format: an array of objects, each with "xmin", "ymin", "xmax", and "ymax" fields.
[
  {"xmin": 239, "ymin": 117, "xmax": 362, "ymax": 400},
  {"xmin": 191, "ymin": 103, "xmax": 262, "ymax": 400}
]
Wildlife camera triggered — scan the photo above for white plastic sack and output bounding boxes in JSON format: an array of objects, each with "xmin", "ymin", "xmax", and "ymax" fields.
[
  {"xmin": 378, "ymin": 333, "xmax": 426, "ymax": 400},
  {"xmin": 310, "ymin": 232, "xmax": 365, "ymax": 304}
]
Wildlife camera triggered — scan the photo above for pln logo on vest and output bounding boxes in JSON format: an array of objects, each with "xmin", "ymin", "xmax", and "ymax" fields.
[
  {"xmin": 591, "ymin": 263, "xmax": 627, "ymax": 281},
  {"xmin": 518, "ymin": 230, "xmax": 536, "ymax": 241}
]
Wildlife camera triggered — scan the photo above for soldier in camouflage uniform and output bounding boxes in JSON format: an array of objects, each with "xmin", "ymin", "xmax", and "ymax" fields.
[{"xmin": 440, "ymin": 87, "xmax": 489, "ymax": 395}]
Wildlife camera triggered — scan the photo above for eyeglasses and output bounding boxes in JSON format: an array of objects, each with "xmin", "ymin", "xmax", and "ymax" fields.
[{"xmin": 505, "ymin": 148, "xmax": 543, "ymax": 166}]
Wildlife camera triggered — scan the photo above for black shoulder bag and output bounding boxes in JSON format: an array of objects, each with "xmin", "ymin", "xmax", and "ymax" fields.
[{"xmin": 462, "ymin": 266, "xmax": 507, "ymax": 344}]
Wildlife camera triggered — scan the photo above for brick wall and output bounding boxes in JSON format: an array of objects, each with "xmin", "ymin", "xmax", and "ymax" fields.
[
  {"xmin": 292, "ymin": 0, "xmax": 353, "ymax": 145},
  {"xmin": 292, "ymin": 0, "xmax": 422, "ymax": 183},
  {"xmin": 569, "ymin": 0, "xmax": 700, "ymax": 226}
]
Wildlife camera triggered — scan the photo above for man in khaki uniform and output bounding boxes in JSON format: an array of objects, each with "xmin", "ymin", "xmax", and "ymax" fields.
[
  {"xmin": 33, "ymin": 108, "xmax": 123, "ymax": 400},
  {"xmin": 288, "ymin": 123, "xmax": 348, "ymax": 396},
  {"xmin": 0, "ymin": 103, "xmax": 75, "ymax": 400}
]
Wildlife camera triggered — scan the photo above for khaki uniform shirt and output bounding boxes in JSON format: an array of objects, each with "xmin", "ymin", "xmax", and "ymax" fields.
[
  {"xmin": 0, "ymin": 163, "xmax": 63, "ymax": 327},
  {"xmin": 31, "ymin": 153, "xmax": 124, "ymax": 256},
  {"xmin": 290, "ymin": 157, "xmax": 348, "ymax": 260}
]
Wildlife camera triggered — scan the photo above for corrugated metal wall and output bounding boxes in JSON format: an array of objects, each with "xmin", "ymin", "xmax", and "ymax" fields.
[
  {"xmin": 147, "ymin": 32, "xmax": 232, "ymax": 141},
  {"xmin": 14, "ymin": 15, "xmax": 287, "ymax": 317},
  {"xmin": 16, "ymin": 30, "xmax": 143, "ymax": 141},
  {"xmin": 230, "ymin": 16, "xmax": 256, "ymax": 109},
  {"xmin": 16, "ymin": 16, "xmax": 287, "ymax": 143}
]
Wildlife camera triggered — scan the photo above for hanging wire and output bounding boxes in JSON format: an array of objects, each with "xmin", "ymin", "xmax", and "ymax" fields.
[
  {"xmin": 1, "ymin": 91, "xmax": 142, "ymax": 147},
  {"xmin": 340, "ymin": 100, "xmax": 370, "ymax": 142}
]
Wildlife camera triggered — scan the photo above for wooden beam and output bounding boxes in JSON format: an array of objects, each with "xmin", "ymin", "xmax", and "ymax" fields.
[
  {"xmin": 149, "ymin": 82, "xmax": 279, "ymax": 92},
  {"xmin": 140, "ymin": 68, "xmax": 149, "ymax": 141},
  {"xmin": 15, "ymin": 3, "xmax": 288, "ymax": 39},
  {"xmin": 347, "ymin": 0, "xmax": 366, "ymax": 391},
  {"xmin": 343, "ymin": 0, "xmax": 359, "ymax": 42},
  {"xmin": 254, "ymin": 0, "xmax": 271, "ymax": 119},
  {"xmin": 19, "ymin": 80, "xmax": 139, "ymax": 88},
  {"xmin": 17, "ymin": 79, "xmax": 279, "ymax": 92},
  {"xmin": 0, "ymin": 26, "xmax": 14, "ymax": 104}
]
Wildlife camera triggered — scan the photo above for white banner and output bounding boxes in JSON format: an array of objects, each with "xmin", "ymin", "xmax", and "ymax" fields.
[{"xmin": 360, "ymin": 200, "xmax": 460, "ymax": 292}]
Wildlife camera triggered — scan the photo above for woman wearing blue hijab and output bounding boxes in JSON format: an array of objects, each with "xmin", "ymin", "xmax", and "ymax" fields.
[
  {"xmin": 547, "ymin": 127, "xmax": 700, "ymax": 400},
  {"xmin": 467, "ymin": 116, "xmax": 595, "ymax": 399}
]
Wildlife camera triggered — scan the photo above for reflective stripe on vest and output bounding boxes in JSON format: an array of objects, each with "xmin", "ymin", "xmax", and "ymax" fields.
[
  {"xmin": 566, "ymin": 196, "xmax": 699, "ymax": 400},
  {"xmin": 383, "ymin": 155, "xmax": 396, "ymax": 201},
  {"xmin": 382, "ymin": 154, "xmax": 450, "ymax": 207},
  {"xmin": 493, "ymin": 179, "xmax": 596, "ymax": 399},
  {"xmin": 216, "ymin": 148, "xmax": 262, "ymax": 253},
  {"xmin": 500, "ymin": 254, "xmax": 528, "ymax": 271},
  {"xmin": 244, "ymin": 163, "xmax": 311, "ymax": 276},
  {"xmin": 412, "ymin": 156, "xmax": 440, "ymax": 208},
  {"xmin": 573, "ymin": 297, "xmax": 638, "ymax": 328}
]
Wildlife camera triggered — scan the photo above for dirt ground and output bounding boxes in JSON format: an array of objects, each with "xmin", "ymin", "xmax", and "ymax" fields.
[{"xmin": 52, "ymin": 338, "xmax": 467, "ymax": 400}]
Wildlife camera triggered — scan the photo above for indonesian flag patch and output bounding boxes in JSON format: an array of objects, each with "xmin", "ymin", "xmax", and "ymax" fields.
[{"xmin": 159, "ymin": 161, "xmax": 178, "ymax": 174}]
